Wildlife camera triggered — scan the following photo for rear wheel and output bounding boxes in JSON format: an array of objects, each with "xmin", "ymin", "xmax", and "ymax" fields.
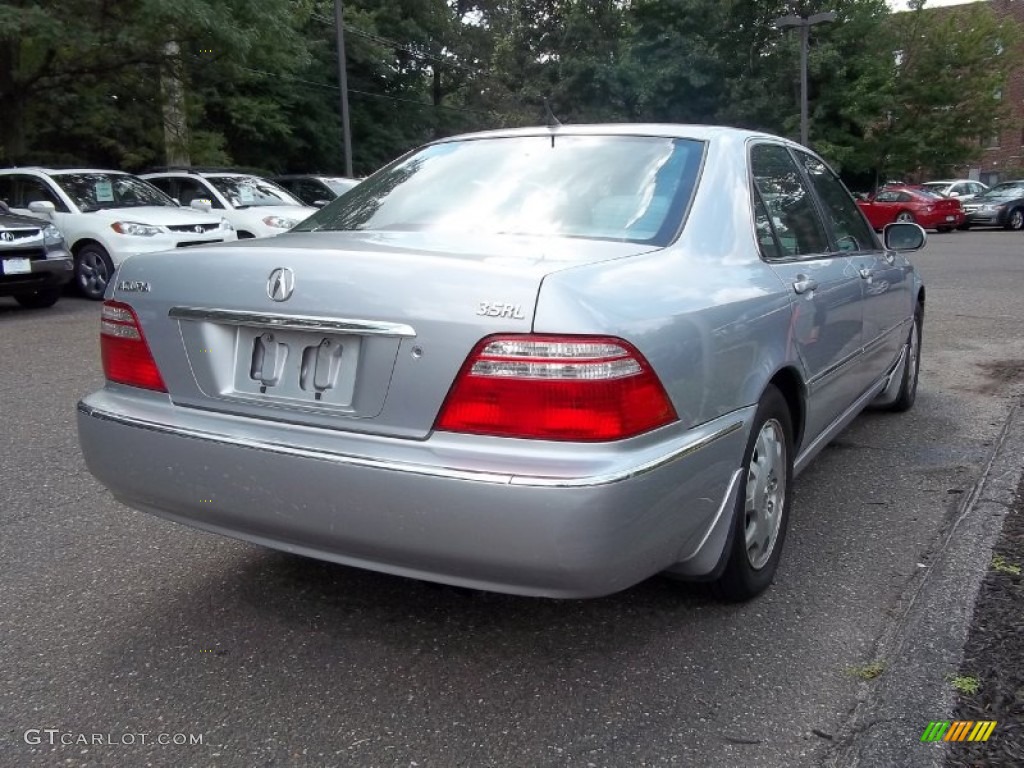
[
  {"xmin": 75, "ymin": 244, "xmax": 114, "ymax": 300},
  {"xmin": 712, "ymin": 385, "xmax": 794, "ymax": 602},
  {"xmin": 15, "ymin": 289, "xmax": 61, "ymax": 309},
  {"xmin": 895, "ymin": 211, "xmax": 916, "ymax": 223},
  {"xmin": 1006, "ymin": 208, "xmax": 1024, "ymax": 231}
]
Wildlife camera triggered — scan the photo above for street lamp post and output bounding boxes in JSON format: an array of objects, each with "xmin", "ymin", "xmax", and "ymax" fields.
[
  {"xmin": 774, "ymin": 11, "xmax": 837, "ymax": 147},
  {"xmin": 334, "ymin": 0, "xmax": 354, "ymax": 177}
]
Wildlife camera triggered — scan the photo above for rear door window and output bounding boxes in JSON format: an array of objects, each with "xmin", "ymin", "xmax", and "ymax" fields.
[
  {"xmin": 750, "ymin": 143, "xmax": 830, "ymax": 258},
  {"xmin": 795, "ymin": 152, "xmax": 878, "ymax": 252}
]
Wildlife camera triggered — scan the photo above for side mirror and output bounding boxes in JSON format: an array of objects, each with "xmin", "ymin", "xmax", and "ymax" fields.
[
  {"xmin": 949, "ymin": 191, "xmax": 960, "ymax": 197},
  {"xmin": 883, "ymin": 222, "xmax": 926, "ymax": 252},
  {"xmin": 28, "ymin": 200, "xmax": 56, "ymax": 216},
  {"xmin": 190, "ymin": 199, "xmax": 212, "ymax": 213},
  {"xmin": 172, "ymin": 197, "xmax": 181, "ymax": 206},
  {"xmin": 313, "ymin": 199, "xmax": 331, "ymax": 208}
]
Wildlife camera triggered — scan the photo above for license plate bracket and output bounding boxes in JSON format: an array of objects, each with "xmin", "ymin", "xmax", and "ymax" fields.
[
  {"xmin": 232, "ymin": 327, "xmax": 361, "ymax": 406},
  {"xmin": 1, "ymin": 258, "xmax": 32, "ymax": 275}
]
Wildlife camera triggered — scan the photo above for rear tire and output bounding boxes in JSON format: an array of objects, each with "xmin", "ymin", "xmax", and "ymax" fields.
[
  {"xmin": 14, "ymin": 289, "xmax": 61, "ymax": 309},
  {"xmin": 712, "ymin": 385, "xmax": 794, "ymax": 602},
  {"xmin": 895, "ymin": 211, "xmax": 916, "ymax": 224},
  {"xmin": 936, "ymin": 226, "xmax": 953, "ymax": 233}
]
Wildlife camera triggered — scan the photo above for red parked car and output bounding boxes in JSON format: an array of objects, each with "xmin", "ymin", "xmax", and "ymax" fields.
[{"xmin": 856, "ymin": 185, "xmax": 964, "ymax": 232}]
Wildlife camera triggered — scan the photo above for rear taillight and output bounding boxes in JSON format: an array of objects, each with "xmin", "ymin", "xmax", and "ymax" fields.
[
  {"xmin": 435, "ymin": 335, "xmax": 677, "ymax": 441},
  {"xmin": 100, "ymin": 300, "xmax": 167, "ymax": 392}
]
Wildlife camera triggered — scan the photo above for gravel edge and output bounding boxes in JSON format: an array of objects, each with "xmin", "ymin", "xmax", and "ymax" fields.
[{"xmin": 825, "ymin": 398, "xmax": 1024, "ymax": 768}]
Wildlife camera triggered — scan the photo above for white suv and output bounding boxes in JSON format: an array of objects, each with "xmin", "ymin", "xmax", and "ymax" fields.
[
  {"xmin": 0, "ymin": 168, "xmax": 237, "ymax": 299},
  {"xmin": 140, "ymin": 170, "xmax": 317, "ymax": 239}
]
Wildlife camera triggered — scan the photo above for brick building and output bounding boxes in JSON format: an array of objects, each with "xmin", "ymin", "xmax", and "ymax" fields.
[{"xmin": 938, "ymin": 0, "xmax": 1024, "ymax": 184}]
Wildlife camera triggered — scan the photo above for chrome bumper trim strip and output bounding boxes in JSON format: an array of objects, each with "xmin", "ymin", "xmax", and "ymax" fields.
[
  {"xmin": 169, "ymin": 306, "xmax": 416, "ymax": 338},
  {"xmin": 77, "ymin": 401, "xmax": 744, "ymax": 489}
]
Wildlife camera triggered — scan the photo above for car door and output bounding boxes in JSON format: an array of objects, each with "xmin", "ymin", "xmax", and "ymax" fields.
[
  {"xmin": 750, "ymin": 143, "xmax": 867, "ymax": 440},
  {"xmin": 795, "ymin": 151, "xmax": 912, "ymax": 388}
]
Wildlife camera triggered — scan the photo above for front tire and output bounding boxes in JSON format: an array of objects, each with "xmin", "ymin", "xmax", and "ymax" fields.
[
  {"xmin": 75, "ymin": 244, "xmax": 114, "ymax": 300},
  {"xmin": 1005, "ymin": 208, "xmax": 1024, "ymax": 231},
  {"xmin": 883, "ymin": 307, "xmax": 922, "ymax": 413},
  {"xmin": 712, "ymin": 385, "xmax": 794, "ymax": 602}
]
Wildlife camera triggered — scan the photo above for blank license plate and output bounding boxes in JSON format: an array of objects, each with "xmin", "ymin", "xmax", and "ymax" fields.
[
  {"xmin": 1, "ymin": 258, "xmax": 31, "ymax": 275},
  {"xmin": 945, "ymin": 215, "xmax": 956, "ymax": 222}
]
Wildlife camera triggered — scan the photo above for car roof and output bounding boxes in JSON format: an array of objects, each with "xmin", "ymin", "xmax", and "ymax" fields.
[
  {"xmin": 0, "ymin": 167, "xmax": 132, "ymax": 176},
  {"xmin": 431, "ymin": 123, "xmax": 791, "ymax": 145}
]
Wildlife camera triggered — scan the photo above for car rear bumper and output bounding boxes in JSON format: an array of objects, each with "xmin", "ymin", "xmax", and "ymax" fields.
[
  {"xmin": 0, "ymin": 252, "xmax": 74, "ymax": 295},
  {"xmin": 918, "ymin": 211, "xmax": 964, "ymax": 229},
  {"xmin": 77, "ymin": 389, "xmax": 751, "ymax": 597}
]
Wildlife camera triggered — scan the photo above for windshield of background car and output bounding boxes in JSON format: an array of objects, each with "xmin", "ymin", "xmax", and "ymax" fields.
[
  {"xmin": 294, "ymin": 135, "xmax": 705, "ymax": 245},
  {"xmin": 981, "ymin": 183, "xmax": 1024, "ymax": 199},
  {"xmin": 325, "ymin": 178, "xmax": 359, "ymax": 195},
  {"xmin": 207, "ymin": 176, "xmax": 303, "ymax": 208},
  {"xmin": 52, "ymin": 173, "xmax": 176, "ymax": 212}
]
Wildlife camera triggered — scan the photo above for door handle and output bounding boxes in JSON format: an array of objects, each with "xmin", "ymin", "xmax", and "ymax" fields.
[{"xmin": 792, "ymin": 275, "xmax": 818, "ymax": 294}]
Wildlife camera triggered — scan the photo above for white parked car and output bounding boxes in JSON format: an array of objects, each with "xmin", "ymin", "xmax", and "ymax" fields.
[
  {"xmin": 920, "ymin": 179, "xmax": 989, "ymax": 202},
  {"xmin": 0, "ymin": 168, "xmax": 238, "ymax": 299},
  {"xmin": 140, "ymin": 170, "xmax": 317, "ymax": 239}
]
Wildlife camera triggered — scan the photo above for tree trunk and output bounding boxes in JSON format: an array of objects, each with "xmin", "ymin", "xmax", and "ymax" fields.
[
  {"xmin": 0, "ymin": 41, "xmax": 28, "ymax": 162},
  {"xmin": 160, "ymin": 41, "xmax": 191, "ymax": 166}
]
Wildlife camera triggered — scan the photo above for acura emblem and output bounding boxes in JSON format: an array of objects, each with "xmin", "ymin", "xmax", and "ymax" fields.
[
  {"xmin": 267, "ymin": 267, "xmax": 295, "ymax": 302},
  {"xmin": 0, "ymin": 232, "xmax": 13, "ymax": 242}
]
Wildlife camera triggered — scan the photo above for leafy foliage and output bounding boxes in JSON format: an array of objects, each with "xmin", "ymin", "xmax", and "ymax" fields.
[{"xmin": 0, "ymin": 0, "xmax": 1020, "ymax": 181}]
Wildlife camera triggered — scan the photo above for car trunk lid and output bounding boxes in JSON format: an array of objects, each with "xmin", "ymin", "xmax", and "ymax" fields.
[{"xmin": 113, "ymin": 231, "xmax": 658, "ymax": 438}]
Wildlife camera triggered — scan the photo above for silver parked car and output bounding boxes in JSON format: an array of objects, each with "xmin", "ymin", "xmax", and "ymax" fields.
[{"xmin": 77, "ymin": 125, "xmax": 925, "ymax": 601}]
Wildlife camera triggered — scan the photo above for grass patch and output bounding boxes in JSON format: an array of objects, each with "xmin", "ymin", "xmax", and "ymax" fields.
[
  {"xmin": 991, "ymin": 555, "xmax": 1021, "ymax": 576},
  {"xmin": 847, "ymin": 661, "xmax": 886, "ymax": 680},
  {"xmin": 948, "ymin": 674, "xmax": 981, "ymax": 695}
]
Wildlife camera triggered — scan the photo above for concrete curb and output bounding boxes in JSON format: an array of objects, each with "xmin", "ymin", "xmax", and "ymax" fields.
[{"xmin": 825, "ymin": 397, "xmax": 1024, "ymax": 767}]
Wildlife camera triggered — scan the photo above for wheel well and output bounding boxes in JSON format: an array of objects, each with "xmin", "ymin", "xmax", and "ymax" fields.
[
  {"xmin": 71, "ymin": 238, "xmax": 104, "ymax": 255},
  {"xmin": 237, "ymin": 231, "xmax": 256, "ymax": 239},
  {"xmin": 917, "ymin": 286, "xmax": 926, "ymax": 314},
  {"xmin": 768, "ymin": 367, "xmax": 806, "ymax": 453}
]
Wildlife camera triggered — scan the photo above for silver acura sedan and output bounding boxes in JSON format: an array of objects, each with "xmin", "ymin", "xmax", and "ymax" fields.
[{"xmin": 77, "ymin": 125, "xmax": 925, "ymax": 601}]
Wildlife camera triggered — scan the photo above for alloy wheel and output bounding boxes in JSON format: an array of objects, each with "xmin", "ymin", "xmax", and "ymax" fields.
[
  {"xmin": 78, "ymin": 250, "xmax": 111, "ymax": 298},
  {"xmin": 744, "ymin": 418, "xmax": 787, "ymax": 570}
]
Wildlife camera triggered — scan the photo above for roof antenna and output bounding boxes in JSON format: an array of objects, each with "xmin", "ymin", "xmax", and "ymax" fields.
[{"xmin": 543, "ymin": 97, "xmax": 561, "ymax": 128}]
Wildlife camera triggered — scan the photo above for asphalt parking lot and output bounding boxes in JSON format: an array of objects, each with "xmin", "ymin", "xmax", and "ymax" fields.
[{"xmin": 1, "ymin": 231, "xmax": 1022, "ymax": 768}]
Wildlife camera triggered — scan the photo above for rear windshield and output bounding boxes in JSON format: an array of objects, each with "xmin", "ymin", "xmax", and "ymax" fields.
[{"xmin": 294, "ymin": 135, "xmax": 705, "ymax": 245}]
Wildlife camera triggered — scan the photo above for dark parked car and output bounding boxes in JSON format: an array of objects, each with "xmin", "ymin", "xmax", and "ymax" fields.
[
  {"xmin": 0, "ymin": 201, "xmax": 73, "ymax": 308},
  {"xmin": 959, "ymin": 180, "xmax": 1024, "ymax": 230},
  {"xmin": 273, "ymin": 175, "xmax": 360, "ymax": 207}
]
